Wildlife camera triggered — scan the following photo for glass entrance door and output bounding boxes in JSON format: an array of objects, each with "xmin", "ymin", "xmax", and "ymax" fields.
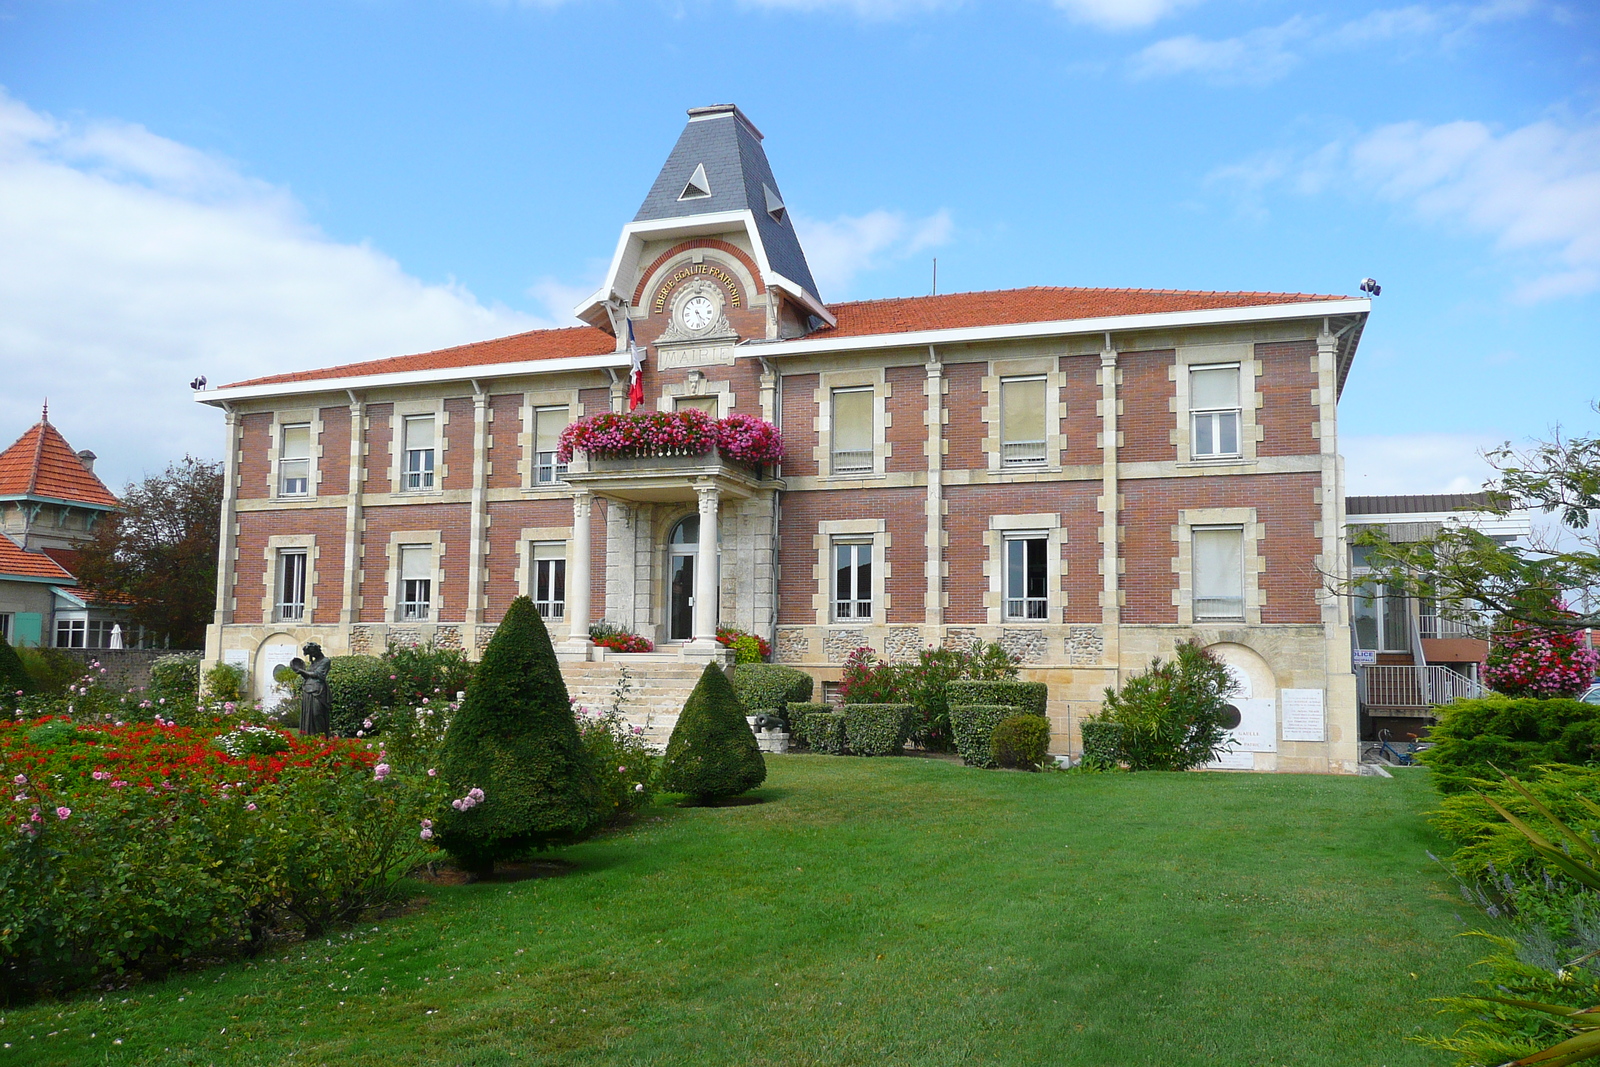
[{"xmin": 668, "ymin": 515, "xmax": 699, "ymax": 642}]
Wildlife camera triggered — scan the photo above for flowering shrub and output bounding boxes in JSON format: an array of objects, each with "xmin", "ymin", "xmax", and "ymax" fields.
[
  {"xmin": 839, "ymin": 642, "xmax": 1019, "ymax": 751},
  {"xmin": 556, "ymin": 409, "xmax": 784, "ymax": 467},
  {"xmin": 1484, "ymin": 609, "xmax": 1600, "ymax": 698},
  {"xmin": 212, "ymin": 724, "xmax": 291, "ymax": 758},
  {"xmin": 713, "ymin": 413, "xmax": 784, "ymax": 464},
  {"xmin": 575, "ymin": 701, "xmax": 657, "ymax": 824},
  {"xmin": 0, "ymin": 716, "xmax": 459, "ymax": 998},
  {"xmin": 589, "ymin": 621, "xmax": 654, "ymax": 654},
  {"xmin": 716, "ymin": 626, "xmax": 770, "ymax": 663}
]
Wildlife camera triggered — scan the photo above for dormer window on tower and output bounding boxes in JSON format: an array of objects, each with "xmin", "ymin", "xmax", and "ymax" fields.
[{"xmin": 679, "ymin": 162, "xmax": 711, "ymax": 201}]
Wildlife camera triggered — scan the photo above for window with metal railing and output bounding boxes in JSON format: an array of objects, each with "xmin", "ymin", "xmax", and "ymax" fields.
[
  {"xmin": 278, "ymin": 423, "xmax": 310, "ymax": 496},
  {"xmin": 532, "ymin": 542, "xmax": 566, "ymax": 620},
  {"xmin": 533, "ymin": 406, "xmax": 569, "ymax": 485},
  {"xmin": 833, "ymin": 539, "xmax": 873, "ymax": 620},
  {"xmin": 399, "ymin": 544, "xmax": 432, "ymax": 620},
  {"xmin": 1193, "ymin": 526, "xmax": 1245, "ymax": 620},
  {"xmin": 830, "ymin": 387, "xmax": 874, "ymax": 474},
  {"xmin": 276, "ymin": 550, "xmax": 307, "ymax": 621},
  {"xmin": 1000, "ymin": 376, "xmax": 1047, "ymax": 467},
  {"xmin": 402, "ymin": 416, "xmax": 436, "ymax": 490},
  {"xmin": 1004, "ymin": 534, "xmax": 1049, "ymax": 619},
  {"xmin": 1190, "ymin": 365, "xmax": 1241, "ymax": 459}
]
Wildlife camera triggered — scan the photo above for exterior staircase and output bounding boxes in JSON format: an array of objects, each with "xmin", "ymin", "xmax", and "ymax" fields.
[{"xmin": 559, "ymin": 655, "xmax": 709, "ymax": 749}]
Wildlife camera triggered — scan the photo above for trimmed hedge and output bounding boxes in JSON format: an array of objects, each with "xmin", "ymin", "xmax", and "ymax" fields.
[
  {"xmin": 437, "ymin": 596, "xmax": 603, "ymax": 873},
  {"xmin": 325, "ymin": 657, "xmax": 393, "ymax": 737},
  {"xmin": 659, "ymin": 662, "xmax": 768, "ymax": 800},
  {"xmin": 1080, "ymin": 720, "xmax": 1124, "ymax": 770},
  {"xmin": 842, "ymin": 703, "xmax": 914, "ymax": 756},
  {"xmin": 789, "ymin": 703, "xmax": 846, "ymax": 754},
  {"xmin": 731, "ymin": 664, "xmax": 814, "ymax": 725},
  {"xmin": 1416, "ymin": 695, "xmax": 1600, "ymax": 794},
  {"xmin": 0, "ymin": 637, "xmax": 33, "ymax": 699},
  {"xmin": 944, "ymin": 680, "xmax": 1047, "ymax": 718},
  {"xmin": 949, "ymin": 704, "xmax": 1017, "ymax": 768},
  {"xmin": 991, "ymin": 714, "xmax": 1051, "ymax": 770}
]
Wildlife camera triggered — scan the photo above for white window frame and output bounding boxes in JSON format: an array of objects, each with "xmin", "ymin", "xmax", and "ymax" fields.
[
  {"xmin": 55, "ymin": 616, "xmax": 86, "ymax": 648},
  {"xmin": 532, "ymin": 406, "xmax": 569, "ymax": 486},
  {"xmin": 829, "ymin": 386, "xmax": 876, "ymax": 476},
  {"xmin": 0, "ymin": 612, "xmax": 10, "ymax": 644},
  {"xmin": 832, "ymin": 538, "xmax": 873, "ymax": 621},
  {"xmin": 398, "ymin": 544, "xmax": 433, "ymax": 621},
  {"xmin": 1192, "ymin": 525, "xmax": 1246, "ymax": 622},
  {"xmin": 999, "ymin": 376, "xmax": 1048, "ymax": 468},
  {"xmin": 531, "ymin": 541, "xmax": 567, "ymax": 621},
  {"xmin": 1189, "ymin": 363, "xmax": 1242, "ymax": 460},
  {"xmin": 276, "ymin": 549, "xmax": 307, "ymax": 622},
  {"xmin": 402, "ymin": 415, "xmax": 437, "ymax": 491},
  {"xmin": 277, "ymin": 422, "xmax": 312, "ymax": 497},
  {"xmin": 1003, "ymin": 532, "xmax": 1050, "ymax": 620}
]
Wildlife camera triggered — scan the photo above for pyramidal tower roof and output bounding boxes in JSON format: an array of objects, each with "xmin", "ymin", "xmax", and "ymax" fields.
[
  {"xmin": 632, "ymin": 104, "xmax": 823, "ymax": 309},
  {"xmin": 0, "ymin": 405, "xmax": 119, "ymax": 509}
]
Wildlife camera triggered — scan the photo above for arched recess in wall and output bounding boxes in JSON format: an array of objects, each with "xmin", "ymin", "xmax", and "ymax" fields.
[
  {"xmin": 1205, "ymin": 641, "xmax": 1279, "ymax": 756},
  {"xmin": 254, "ymin": 632, "xmax": 301, "ymax": 706}
]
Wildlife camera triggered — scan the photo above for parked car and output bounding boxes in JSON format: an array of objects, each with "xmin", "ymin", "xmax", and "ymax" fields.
[{"xmin": 1582, "ymin": 684, "xmax": 1600, "ymax": 705}]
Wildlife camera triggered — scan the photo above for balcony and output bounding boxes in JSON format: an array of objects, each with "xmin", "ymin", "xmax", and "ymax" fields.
[
  {"xmin": 562, "ymin": 451, "xmax": 775, "ymax": 504},
  {"xmin": 1359, "ymin": 664, "xmax": 1482, "ymax": 709}
]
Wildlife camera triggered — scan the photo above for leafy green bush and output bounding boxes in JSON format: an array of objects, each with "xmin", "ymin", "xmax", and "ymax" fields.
[
  {"xmin": 732, "ymin": 664, "xmax": 813, "ymax": 726},
  {"xmin": 840, "ymin": 642, "xmax": 1018, "ymax": 750},
  {"xmin": 0, "ymin": 637, "xmax": 33, "ymax": 698},
  {"xmin": 18, "ymin": 647, "xmax": 78, "ymax": 697},
  {"xmin": 792, "ymin": 707, "xmax": 846, "ymax": 754},
  {"xmin": 146, "ymin": 653, "xmax": 199, "ymax": 711},
  {"xmin": 576, "ymin": 705, "xmax": 657, "ymax": 826},
  {"xmin": 949, "ymin": 704, "xmax": 1017, "ymax": 768},
  {"xmin": 203, "ymin": 660, "xmax": 247, "ymax": 702},
  {"xmin": 1417, "ymin": 696, "xmax": 1600, "ymax": 794},
  {"xmin": 658, "ymin": 662, "xmax": 767, "ymax": 800},
  {"xmin": 944, "ymin": 679, "xmax": 1047, "ymax": 717},
  {"xmin": 437, "ymin": 597, "xmax": 602, "ymax": 874},
  {"xmin": 1090, "ymin": 641, "xmax": 1233, "ymax": 772},
  {"xmin": 325, "ymin": 656, "xmax": 395, "ymax": 737},
  {"xmin": 1080, "ymin": 721, "xmax": 1124, "ymax": 770},
  {"xmin": 212, "ymin": 725, "xmax": 291, "ymax": 758},
  {"xmin": 842, "ymin": 703, "xmax": 913, "ymax": 756},
  {"xmin": 383, "ymin": 642, "xmax": 473, "ymax": 710},
  {"xmin": 1432, "ymin": 765, "xmax": 1600, "ymax": 886},
  {"xmin": 991, "ymin": 714, "xmax": 1051, "ymax": 770}
]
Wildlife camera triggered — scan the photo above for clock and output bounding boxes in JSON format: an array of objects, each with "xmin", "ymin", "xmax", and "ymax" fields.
[{"xmin": 680, "ymin": 294, "xmax": 716, "ymax": 332}]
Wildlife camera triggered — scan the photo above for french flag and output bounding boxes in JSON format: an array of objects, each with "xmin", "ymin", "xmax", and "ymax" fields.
[{"xmin": 626, "ymin": 320, "xmax": 645, "ymax": 411}]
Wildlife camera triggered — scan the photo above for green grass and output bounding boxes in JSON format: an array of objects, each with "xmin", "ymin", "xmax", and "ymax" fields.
[{"xmin": 1, "ymin": 758, "xmax": 1474, "ymax": 1066}]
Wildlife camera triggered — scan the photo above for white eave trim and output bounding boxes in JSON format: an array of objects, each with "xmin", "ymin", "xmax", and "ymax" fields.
[
  {"xmin": 749, "ymin": 298, "xmax": 1370, "ymax": 358},
  {"xmin": 197, "ymin": 351, "xmax": 632, "ymax": 405}
]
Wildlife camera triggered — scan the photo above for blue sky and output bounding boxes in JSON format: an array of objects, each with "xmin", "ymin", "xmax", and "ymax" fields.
[{"xmin": 0, "ymin": 0, "xmax": 1595, "ymax": 495}]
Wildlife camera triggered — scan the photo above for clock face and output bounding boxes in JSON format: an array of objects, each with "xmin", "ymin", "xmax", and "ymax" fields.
[{"xmin": 680, "ymin": 294, "xmax": 716, "ymax": 331}]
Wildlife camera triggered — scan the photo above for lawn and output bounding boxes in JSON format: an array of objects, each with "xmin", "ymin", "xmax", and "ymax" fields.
[{"xmin": 1, "ymin": 757, "xmax": 1473, "ymax": 1066}]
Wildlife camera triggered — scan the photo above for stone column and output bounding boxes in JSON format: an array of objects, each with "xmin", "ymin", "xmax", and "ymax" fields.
[
  {"xmin": 465, "ymin": 388, "xmax": 490, "ymax": 628},
  {"xmin": 212, "ymin": 406, "xmax": 242, "ymax": 628},
  {"xmin": 924, "ymin": 349, "xmax": 944, "ymax": 629},
  {"xmin": 691, "ymin": 482, "xmax": 720, "ymax": 647},
  {"xmin": 340, "ymin": 394, "xmax": 365, "ymax": 625},
  {"xmin": 1099, "ymin": 341, "xmax": 1122, "ymax": 670},
  {"xmin": 564, "ymin": 490, "xmax": 594, "ymax": 652}
]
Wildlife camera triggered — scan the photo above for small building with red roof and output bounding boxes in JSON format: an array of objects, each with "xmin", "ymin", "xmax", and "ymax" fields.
[
  {"xmin": 0, "ymin": 406, "xmax": 129, "ymax": 649},
  {"xmin": 196, "ymin": 104, "xmax": 1371, "ymax": 772}
]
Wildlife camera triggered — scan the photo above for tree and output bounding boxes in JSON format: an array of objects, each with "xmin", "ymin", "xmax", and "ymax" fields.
[
  {"xmin": 1352, "ymin": 423, "xmax": 1600, "ymax": 632},
  {"xmin": 75, "ymin": 456, "xmax": 223, "ymax": 648},
  {"xmin": 658, "ymin": 661, "xmax": 767, "ymax": 801},
  {"xmin": 435, "ymin": 596, "xmax": 601, "ymax": 876}
]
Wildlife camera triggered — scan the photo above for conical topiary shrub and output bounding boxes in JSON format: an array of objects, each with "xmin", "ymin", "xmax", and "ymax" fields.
[
  {"xmin": 658, "ymin": 661, "xmax": 767, "ymax": 802},
  {"xmin": 0, "ymin": 636, "xmax": 33, "ymax": 699},
  {"xmin": 436, "ymin": 596, "xmax": 602, "ymax": 875}
]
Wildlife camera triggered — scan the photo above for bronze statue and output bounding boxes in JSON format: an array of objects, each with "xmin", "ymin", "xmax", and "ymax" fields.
[{"xmin": 289, "ymin": 642, "xmax": 332, "ymax": 737}]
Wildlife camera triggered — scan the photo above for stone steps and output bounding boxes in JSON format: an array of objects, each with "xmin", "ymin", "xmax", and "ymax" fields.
[{"xmin": 560, "ymin": 659, "xmax": 707, "ymax": 749}]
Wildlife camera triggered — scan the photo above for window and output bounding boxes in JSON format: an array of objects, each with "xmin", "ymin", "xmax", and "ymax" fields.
[
  {"xmin": 533, "ymin": 406, "xmax": 569, "ymax": 485},
  {"xmin": 0, "ymin": 613, "xmax": 10, "ymax": 643},
  {"xmin": 1000, "ymin": 376, "xmax": 1047, "ymax": 466},
  {"xmin": 279, "ymin": 423, "xmax": 310, "ymax": 495},
  {"xmin": 277, "ymin": 550, "xmax": 307, "ymax": 622},
  {"xmin": 1192, "ymin": 526, "xmax": 1245, "ymax": 621},
  {"xmin": 831, "ymin": 387, "xmax": 873, "ymax": 474},
  {"xmin": 54, "ymin": 618, "xmax": 117, "ymax": 649},
  {"xmin": 833, "ymin": 539, "xmax": 872, "ymax": 620},
  {"xmin": 674, "ymin": 395, "xmax": 718, "ymax": 417},
  {"xmin": 399, "ymin": 545, "xmax": 432, "ymax": 620},
  {"xmin": 1352, "ymin": 582, "xmax": 1411, "ymax": 652},
  {"xmin": 1004, "ymin": 534, "xmax": 1049, "ymax": 620},
  {"xmin": 403, "ymin": 415, "xmax": 436, "ymax": 490},
  {"xmin": 532, "ymin": 542, "xmax": 566, "ymax": 620},
  {"xmin": 1190, "ymin": 365, "xmax": 1241, "ymax": 459}
]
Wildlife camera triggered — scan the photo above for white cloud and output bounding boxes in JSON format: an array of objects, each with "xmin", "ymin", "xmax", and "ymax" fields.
[
  {"xmin": 726, "ymin": 0, "xmax": 1196, "ymax": 25},
  {"xmin": 0, "ymin": 89, "xmax": 548, "ymax": 489},
  {"xmin": 732, "ymin": 0, "xmax": 958, "ymax": 16},
  {"xmin": 526, "ymin": 276, "xmax": 601, "ymax": 325},
  {"xmin": 1050, "ymin": 0, "xmax": 1199, "ymax": 30},
  {"xmin": 1129, "ymin": 18, "xmax": 1307, "ymax": 84},
  {"xmin": 792, "ymin": 208, "xmax": 953, "ymax": 298},
  {"xmin": 1341, "ymin": 433, "xmax": 1503, "ymax": 495}
]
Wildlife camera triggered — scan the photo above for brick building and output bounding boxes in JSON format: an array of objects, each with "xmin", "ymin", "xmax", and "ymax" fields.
[{"xmin": 198, "ymin": 105, "xmax": 1370, "ymax": 771}]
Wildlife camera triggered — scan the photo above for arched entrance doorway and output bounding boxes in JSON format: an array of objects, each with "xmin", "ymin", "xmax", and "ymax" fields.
[{"xmin": 667, "ymin": 515, "xmax": 698, "ymax": 642}]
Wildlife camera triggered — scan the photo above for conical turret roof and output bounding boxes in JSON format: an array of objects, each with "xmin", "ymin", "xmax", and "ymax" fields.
[{"xmin": 0, "ymin": 407, "xmax": 119, "ymax": 509}]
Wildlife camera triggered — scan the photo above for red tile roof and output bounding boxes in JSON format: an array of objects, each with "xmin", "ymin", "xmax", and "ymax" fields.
[
  {"xmin": 0, "ymin": 536, "xmax": 74, "ymax": 581},
  {"xmin": 221, "ymin": 286, "xmax": 1357, "ymax": 390},
  {"xmin": 0, "ymin": 419, "xmax": 119, "ymax": 508}
]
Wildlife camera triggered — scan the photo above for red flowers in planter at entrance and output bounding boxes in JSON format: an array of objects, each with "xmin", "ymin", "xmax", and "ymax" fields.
[{"xmin": 556, "ymin": 409, "xmax": 783, "ymax": 466}]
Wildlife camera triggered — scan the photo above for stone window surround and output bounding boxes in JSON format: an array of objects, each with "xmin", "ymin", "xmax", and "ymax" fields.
[
  {"xmin": 981, "ymin": 512, "xmax": 1066, "ymax": 625},
  {"xmin": 260, "ymin": 533, "xmax": 320, "ymax": 625},
  {"xmin": 388, "ymin": 399, "xmax": 450, "ymax": 496},
  {"xmin": 812, "ymin": 367, "xmax": 891, "ymax": 480},
  {"xmin": 657, "ymin": 370, "xmax": 737, "ymax": 419},
  {"xmin": 980, "ymin": 356, "xmax": 1066, "ymax": 473},
  {"xmin": 1171, "ymin": 507, "xmax": 1265, "ymax": 626},
  {"xmin": 1169, "ymin": 343, "xmax": 1262, "ymax": 465},
  {"xmin": 382, "ymin": 530, "xmax": 445, "ymax": 623},
  {"xmin": 812, "ymin": 517, "xmax": 889, "ymax": 627},
  {"xmin": 514, "ymin": 388, "xmax": 585, "ymax": 490},
  {"xmin": 266, "ymin": 408, "xmax": 322, "ymax": 501},
  {"xmin": 513, "ymin": 526, "xmax": 574, "ymax": 599}
]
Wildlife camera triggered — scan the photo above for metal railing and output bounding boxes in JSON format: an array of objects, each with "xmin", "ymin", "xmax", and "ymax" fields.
[
  {"xmin": 1001, "ymin": 440, "xmax": 1047, "ymax": 466},
  {"xmin": 831, "ymin": 448, "xmax": 873, "ymax": 474},
  {"xmin": 1418, "ymin": 615, "xmax": 1488, "ymax": 640},
  {"xmin": 1004, "ymin": 597, "xmax": 1049, "ymax": 620},
  {"xmin": 1361, "ymin": 664, "xmax": 1482, "ymax": 708}
]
